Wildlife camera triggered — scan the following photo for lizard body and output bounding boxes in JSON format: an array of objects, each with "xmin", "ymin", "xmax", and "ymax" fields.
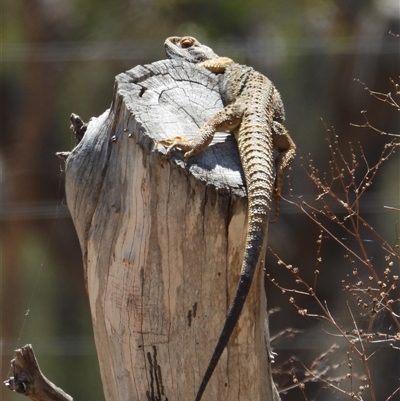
[{"xmin": 159, "ymin": 36, "xmax": 296, "ymax": 401}]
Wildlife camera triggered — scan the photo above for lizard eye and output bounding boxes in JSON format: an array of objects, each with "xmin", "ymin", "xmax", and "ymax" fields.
[{"xmin": 180, "ymin": 37, "xmax": 194, "ymax": 48}]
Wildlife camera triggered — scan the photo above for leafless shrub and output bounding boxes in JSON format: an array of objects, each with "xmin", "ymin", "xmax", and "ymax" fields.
[{"xmin": 269, "ymin": 75, "xmax": 400, "ymax": 400}]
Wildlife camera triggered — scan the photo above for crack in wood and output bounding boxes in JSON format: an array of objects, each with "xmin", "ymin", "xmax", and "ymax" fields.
[
  {"xmin": 187, "ymin": 302, "xmax": 198, "ymax": 327},
  {"xmin": 146, "ymin": 345, "xmax": 168, "ymax": 401}
]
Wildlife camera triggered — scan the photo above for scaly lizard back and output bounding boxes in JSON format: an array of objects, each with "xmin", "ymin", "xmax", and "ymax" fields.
[{"xmin": 159, "ymin": 36, "xmax": 296, "ymax": 401}]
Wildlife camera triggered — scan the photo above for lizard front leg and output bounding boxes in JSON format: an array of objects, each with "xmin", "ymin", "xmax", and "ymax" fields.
[
  {"xmin": 158, "ymin": 102, "xmax": 245, "ymax": 160},
  {"xmin": 199, "ymin": 56, "xmax": 234, "ymax": 73}
]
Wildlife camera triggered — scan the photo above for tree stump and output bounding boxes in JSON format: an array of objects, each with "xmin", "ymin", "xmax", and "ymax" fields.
[{"xmin": 65, "ymin": 59, "xmax": 278, "ymax": 401}]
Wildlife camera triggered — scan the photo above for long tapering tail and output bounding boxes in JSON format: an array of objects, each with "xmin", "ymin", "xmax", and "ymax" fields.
[
  {"xmin": 194, "ymin": 220, "xmax": 266, "ymax": 401},
  {"xmin": 194, "ymin": 273, "xmax": 253, "ymax": 401},
  {"xmin": 195, "ymin": 120, "xmax": 273, "ymax": 401}
]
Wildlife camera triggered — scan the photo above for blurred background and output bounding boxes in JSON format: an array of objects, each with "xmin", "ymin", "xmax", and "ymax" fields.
[{"xmin": 1, "ymin": 0, "xmax": 399, "ymax": 400}]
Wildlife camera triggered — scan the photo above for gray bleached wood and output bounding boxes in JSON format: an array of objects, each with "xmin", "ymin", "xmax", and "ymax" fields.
[{"xmin": 64, "ymin": 59, "xmax": 275, "ymax": 401}]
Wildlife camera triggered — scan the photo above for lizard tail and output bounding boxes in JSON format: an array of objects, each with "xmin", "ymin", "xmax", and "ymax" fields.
[
  {"xmin": 195, "ymin": 218, "xmax": 267, "ymax": 401},
  {"xmin": 194, "ymin": 274, "xmax": 253, "ymax": 401},
  {"xmin": 195, "ymin": 126, "xmax": 273, "ymax": 401}
]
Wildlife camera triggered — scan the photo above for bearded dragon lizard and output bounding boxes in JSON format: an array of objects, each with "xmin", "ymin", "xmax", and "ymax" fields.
[{"xmin": 158, "ymin": 36, "xmax": 296, "ymax": 401}]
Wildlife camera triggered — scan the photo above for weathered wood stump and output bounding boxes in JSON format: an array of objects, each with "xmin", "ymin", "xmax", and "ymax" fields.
[{"xmin": 64, "ymin": 59, "xmax": 277, "ymax": 400}]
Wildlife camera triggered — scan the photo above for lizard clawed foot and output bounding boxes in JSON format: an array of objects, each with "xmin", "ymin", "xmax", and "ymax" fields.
[{"xmin": 157, "ymin": 136, "xmax": 195, "ymax": 161}]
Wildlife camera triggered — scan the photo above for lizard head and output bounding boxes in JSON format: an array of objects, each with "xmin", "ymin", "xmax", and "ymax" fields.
[{"xmin": 165, "ymin": 36, "xmax": 219, "ymax": 63}]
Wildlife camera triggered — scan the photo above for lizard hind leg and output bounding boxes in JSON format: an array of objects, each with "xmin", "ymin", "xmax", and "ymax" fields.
[
  {"xmin": 270, "ymin": 170, "xmax": 284, "ymax": 224},
  {"xmin": 270, "ymin": 121, "xmax": 296, "ymax": 223},
  {"xmin": 270, "ymin": 150, "xmax": 296, "ymax": 223},
  {"xmin": 158, "ymin": 102, "xmax": 246, "ymax": 162}
]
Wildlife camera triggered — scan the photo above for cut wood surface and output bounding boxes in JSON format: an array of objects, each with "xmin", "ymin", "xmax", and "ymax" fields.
[{"xmin": 64, "ymin": 59, "xmax": 277, "ymax": 401}]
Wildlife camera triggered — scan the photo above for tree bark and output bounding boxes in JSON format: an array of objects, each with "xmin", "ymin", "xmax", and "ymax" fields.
[{"xmin": 9, "ymin": 59, "xmax": 278, "ymax": 401}]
